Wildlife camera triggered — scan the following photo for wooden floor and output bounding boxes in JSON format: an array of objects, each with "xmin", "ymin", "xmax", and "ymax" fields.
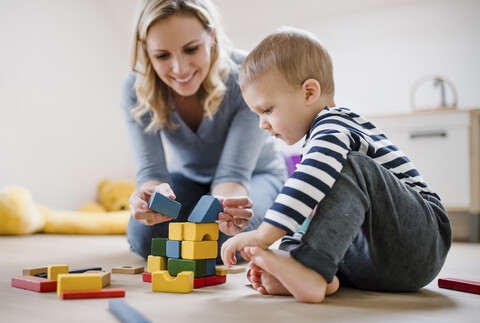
[{"xmin": 1, "ymin": 234, "xmax": 479, "ymax": 323}]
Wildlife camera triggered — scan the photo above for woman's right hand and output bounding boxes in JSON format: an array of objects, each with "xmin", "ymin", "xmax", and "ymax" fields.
[{"xmin": 129, "ymin": 181, "xmax": 176, "ymax": 226}]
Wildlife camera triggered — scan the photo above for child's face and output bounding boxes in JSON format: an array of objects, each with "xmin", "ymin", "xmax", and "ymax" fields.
[{"xmin": 242, "ymin": 73, "xmax": 315, "ymax": 145}]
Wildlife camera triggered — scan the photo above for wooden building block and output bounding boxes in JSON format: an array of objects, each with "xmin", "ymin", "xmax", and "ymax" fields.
[
  {"xmin": 166, "ymin": 240, "xmax": 182, "ymax": 259},
  {"xmin": 188, "ymin": 195, "xmax": 223, "ymax": 223},
  {"xmin": 57, "ymin": 273, "xmax": 102, "ymax": 296},
  {"xmin": 205, "ymin": 275, "xmax": 227, "ymax": 286},
  {"xmin": 194, "ymin": 277, "xmax": 206, "ymax": 288},
  {"xmin": 183, "ymin": 222, "xmax": 219, "ymax": 242},
  {"xmin": 36, "ymin": 266, "xmax": 102, "ymax": 278},
  {"xmin": 151, "ymin": 238, "xmax": 168, "ymax": 257},
  {"xmin": 152, "ymin": 271, "xmax": 193, "ymax": 293},
  {"xmin": 147, "ymin": 256, "xmax": 167, "ymax": 273},
  {"xmin": 112, "ymin": 265, "xmax": 145, "ymax": 274},
  {"xmin": 181, "ymin": 241, "xmax": 217, "ymax": 260},
  {"xmin": 84, "ymin": 270, "xmax": 111, "ymax": 288},
  {"xmin": 149, "ymin": 192, "xmax": 181, "ymax": 219},
  {"xmin": 11, "ymin": 276, "xmax": 57, "ymax": 293},
  {"xmin": 143, "ymin": 272, "xmax": 152, "ymax": 283},
  {"xmin": 438, "ymin": 278, "xmax": 480, "ymax": 294},
  {"xmin": 47, "ymin": 265, "xmax": 69, "ymax": 281},
  {"xmin": 168, "ymin": 222, "xmax": 184, "ymax": 241},
  {"xmin": 216, "ymin": 265, "xmax": 246, "ymax": 274},
  {"xmin": 22, "ymin": 267, "xmax": 48, "ymax": 276},
  {"xmin": 215, "ymin": 267, "xmax": 228, "ymax": 276},
  {"xmin": 206, "ymin": 259, "xmax": 216, "ymax": 276},
  {"xmin": 109, "ymin": 299, "xmax": 151, "ymax": 323},
  {"xmin": 61, "ymin": 288, "xmax": 125, "ymax": 300},
  {"xmin": 168, "ymin": 258, "xmax": 206, "ymax": 278}
]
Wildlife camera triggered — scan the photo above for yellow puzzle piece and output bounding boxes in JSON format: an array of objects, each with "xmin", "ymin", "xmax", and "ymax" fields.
[
  {"xmin": 181, "ymin": 241, "xmax": 217, "ymax": 260},
  {"xmin": 56, "ymin": 273, "xmax": 102, "ymax": 296},
  {"xmin": 147, "ymin": 255, "xmax": 167, "ymax": 273},
  {"xmin": 152, "ymin": 270, "xmax": 193, "ymax": 293},
  {"xmin": 183, "ymin": 222, "xmax": 219, "ymax": 241},
  {"xmin": 47, "ymin": 264, "xmax": 69, "ymax": 281},
  {"xmin": 168, "ymin": 222, "xmax": 184, "ymax": 241}
]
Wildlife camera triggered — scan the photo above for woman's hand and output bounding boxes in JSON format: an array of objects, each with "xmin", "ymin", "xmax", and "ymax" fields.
[
  {"xmin": 216, "ymin": 196, "xmax": 253, "ymax": 236},
  {"xmin": 129, "ymin": 182, "xmax": 176, "ymax": 226}
]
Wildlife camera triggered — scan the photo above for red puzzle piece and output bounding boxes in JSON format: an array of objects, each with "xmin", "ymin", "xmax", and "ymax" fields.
[
  {"xmin": 142, "ymin": 272, "xmax": 152, "ymax": 283},
  {"xmin": 438, "ymin": 277, "xmax": 480, "ymax": 295},
  {"xmin": 11, "ymin": 276, "xmax": 57, "ymax": 293},
  {"xmin": 60, "ymin": 288, "xmax": 125, "ymax": 300}
]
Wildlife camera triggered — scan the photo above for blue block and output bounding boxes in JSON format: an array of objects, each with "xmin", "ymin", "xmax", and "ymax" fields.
[
  {"xmin": 205, "ymin": 258, "xmax": 216, "ymax": 276},
  {"xmin": 109, "ymin": 299, "xmax": 151, "ymax": 323},
  {"xmin": 166, "ymin": 240, "xmax": 182, "ymax": 259},
  {"xmin": 187, "ymin": 195, "xmax": 223, "ymax": 223},
  {"xmin": 148, "ymin": 192, "xmax": 181, "ymax": 219}
]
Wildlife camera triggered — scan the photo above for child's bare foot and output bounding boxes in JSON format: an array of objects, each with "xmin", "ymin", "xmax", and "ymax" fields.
[{"xmin": 244, "ymin": 246, "xmax": 339, "ymax": 303}]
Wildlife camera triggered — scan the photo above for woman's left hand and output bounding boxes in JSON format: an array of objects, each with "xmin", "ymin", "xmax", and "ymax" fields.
[{"xmin": 216, "ymin": 196, "xmax": 253, "ymax": 236}]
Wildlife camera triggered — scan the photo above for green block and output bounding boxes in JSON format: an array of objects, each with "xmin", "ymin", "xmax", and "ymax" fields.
[
  {"xmin": 168, "ymin": 258, "xmax": 206, "ymax": 278},
  {"xmin": 151, "ymin": 238, "xmax": 168, "ymax": 257}
]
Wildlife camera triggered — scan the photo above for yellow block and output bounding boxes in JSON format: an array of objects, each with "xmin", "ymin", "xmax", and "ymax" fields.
[
  {"xmin": 183, "ymin": 222, "xmax": 219, "ymax": 241},
  {"xmin": 168, "ymin": 222, "xmax": 184, "ymax": 241},
  {"xmin": 147, "ymin": 255, "xmax": 167, "ymax": 273},
  {"xmin": 47, "ymin": 264, "xmax": 69, "ymax": 281},
  {"xmin": 57, "ymin": 273, "xmax": 102, "ymax": 296},
  {"xmin": 181, "ymin": 241, "xmax": 217, "ymax": 260},
  {"xmin": 152, "ymin": 270, "xmax": 193, "ymax": 293},
  {"xmin": 215, "ymin": 267, "xmax": 228, "ymax": 276}
]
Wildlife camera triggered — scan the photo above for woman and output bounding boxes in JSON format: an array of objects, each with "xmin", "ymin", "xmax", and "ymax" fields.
[{"xmin": 121, "ymin": 0, "xmax": 286, "ymax": 260}]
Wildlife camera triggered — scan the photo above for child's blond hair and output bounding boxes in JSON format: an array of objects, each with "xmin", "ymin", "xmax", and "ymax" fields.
[{"xmin": 239, "ymin": 27, "xmax": 334, "ymax": 95}]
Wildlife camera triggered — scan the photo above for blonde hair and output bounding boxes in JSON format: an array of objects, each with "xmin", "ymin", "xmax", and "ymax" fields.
[
  {"xmin": 240, "ymin": 27, "xmax": 334, "ymax": 96},
  {"xmin": 130, "ymin": 0, "xmax": 231, "ymax": 131}
]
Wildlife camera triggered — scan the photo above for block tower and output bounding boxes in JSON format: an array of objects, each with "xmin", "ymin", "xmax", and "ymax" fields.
[{"xmin": 146, "ymin": 194, "xmax": 227, "ymax": 293}]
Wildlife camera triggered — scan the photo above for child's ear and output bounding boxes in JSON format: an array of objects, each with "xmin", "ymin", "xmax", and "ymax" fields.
[{"xmin": 302, "ymin": 79, "xmax": 321, "ymax": 105}]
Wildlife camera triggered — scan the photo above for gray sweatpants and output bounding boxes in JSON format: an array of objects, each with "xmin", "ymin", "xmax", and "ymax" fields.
[{"xmin": 279, "ymin": 152, "xmax": 452, "ymax": 291}]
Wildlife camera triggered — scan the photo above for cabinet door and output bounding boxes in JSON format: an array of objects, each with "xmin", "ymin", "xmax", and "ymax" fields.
[{"xmin": 369, "ymin": 112, "xmax": 471, "ymax": 209}]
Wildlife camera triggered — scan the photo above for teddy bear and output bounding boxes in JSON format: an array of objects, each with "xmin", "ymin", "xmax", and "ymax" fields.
[
  {"xmin": 0, "ymin": 179, "xmax": 136, "ymax": 235},
  {"xmin": 78, "ymin": 179, "xmax": 136, "ymax": 212}
]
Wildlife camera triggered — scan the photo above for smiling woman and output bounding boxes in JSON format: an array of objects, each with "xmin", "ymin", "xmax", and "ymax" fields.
[{"xmin": 121, "ymin": 0, "xmax": 287, "ymax": 261}]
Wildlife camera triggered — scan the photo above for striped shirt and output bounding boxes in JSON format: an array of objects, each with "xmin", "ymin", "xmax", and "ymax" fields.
[{"xmin": 264, "ymin": 107, "xmax": 438, "ymax": 235}]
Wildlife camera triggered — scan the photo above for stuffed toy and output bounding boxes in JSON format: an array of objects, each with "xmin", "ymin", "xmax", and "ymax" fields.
[
  {"xmin": 79, "ymin": 179, "xmax": 136, "ymax": 212},
  {"xmin": 0, "ymin": 180, "xmax": 135, "ymax": 235}
]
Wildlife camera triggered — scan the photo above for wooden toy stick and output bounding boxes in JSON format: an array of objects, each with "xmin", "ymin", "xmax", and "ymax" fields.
[
  {"xmin": 109, "ymin": 299, "xmax": 151, "ymax": 323},
  {"xmin": 438, "ymin": 277, "xmax": 480, "ymax": 294}
]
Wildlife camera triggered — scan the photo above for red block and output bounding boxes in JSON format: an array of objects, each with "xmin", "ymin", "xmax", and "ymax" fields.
[
  {"xmin": 194, "ymin": 277, "xmax": 206, "ymax": 288},
  {"xmin": 60, "ymin": 288, "xmax": 126, "ymax": 300},
  {"xmin": 143, "ymin": 272, "xmax": 152, "ymax": 283},
  {"xmin": 205, "ymin": 275, "xmax": 226, "ymax": 286},
  {"xmin": 11, "ymin": 276, "xmax": 57, "ymax": 293},
  {"xmin": 438, "ymin": 278, "xmax": 480, "ymax": 295}
]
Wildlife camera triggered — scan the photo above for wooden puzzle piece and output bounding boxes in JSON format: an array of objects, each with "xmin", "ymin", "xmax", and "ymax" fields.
[
  {"xmin": 187, "ymin": 195, "xmax": 223, "ymax": 223},
  {"xmin": 143, "ymin": 272, "xmax": 152, "ymax": 282},
  {"xmin": 152, "ymin": 270, "xmax": 193, "ymax": 293},
  {"xmin": 57, "ymin": 273, "xmax": 102, "ymax": 296},
  {"xmin": 109, "ymin": 299, "xmax": 151, "ymax": 323},
  {"xmin": 151, "ymin": 238, "xmax": 168, "ymax": 257},
  {"xmin": 22, "ymin": 267, "xmax": 47, "ymax": 276},
  {"xmin": 112, "ymin": 265, "xmax": 144, "ymax": 274},
  {"xmin": 168, "ymin": 258, "xmax": 206, "ymax": 278},
  {"xmin": 147, "ymin": 256, "xmax": 167, "ymax": 273},
  {"xmin": 215, "ymin": 265, "xmax": 246, "ymax": 274},
  {"xmin": 148, "ymin": 192, "xmax": 181, "ymax": 219},
  {"xmin": 205, "ymin": 275, "xmax": 227, "ymax": 286},
  {"xmin": 11, "ymin": 276, "xmax": 57, "ymax": 293},
  {"xmin": 183, "ymin": 222, "xmax": 219, "ymax": 241},
  {"xmin": 84, "ymin": 270, "xmax": 111, "ymax": 288},
  {"xmin": 206, "ymin": 259, "xmax": 216, "ymax": 276},
  {"xmin": 215, "ymin": 267, "xmax": 228, "ymax": 276},
  {"xmin": 194, "ymin": 277, "xmax": 206, "ymax": 288},
  {"xmin": 438, "ymin": 277, "xmax": 480, "ymax": 294},
  {"xmin": 48, "ymin": 265, "xmax": 69, "ymax": 281},
  {"xmin": 36, "ymin": 266, "xmax": 102, "ymax": 278},
  {"xmin": 168, "ymin": 222, "xmax": 184, "ymax": 241},
  {"xmin": 181, "ymin": 241, "xmax": 217, "ymax": 260},
  {"xmin": 166, "ymin": 240, "xmax": 182, "ymax": 259},
  {"xmin": 60, "ymin": 288, "xmax": 125, "ymax": 300}
]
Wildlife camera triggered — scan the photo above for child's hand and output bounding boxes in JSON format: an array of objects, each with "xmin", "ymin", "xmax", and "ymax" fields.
[{"xmin": 221, "ymin": 230, "xmax": 262, "ymax": 267}]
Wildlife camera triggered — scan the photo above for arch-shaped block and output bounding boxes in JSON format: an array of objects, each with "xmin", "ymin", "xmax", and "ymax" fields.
[{"xmin": 152, "ymin": 270, "xmax": 193, "ymax": 293}]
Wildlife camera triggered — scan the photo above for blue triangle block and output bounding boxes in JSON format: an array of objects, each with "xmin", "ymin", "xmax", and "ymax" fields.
[
  {"xmin": 148, "ymin": 192, "xmax": 181, "ymax": 219},
  {"xmin": 188, "ymin": 195, "xmax": 223, "ymax": 223}
]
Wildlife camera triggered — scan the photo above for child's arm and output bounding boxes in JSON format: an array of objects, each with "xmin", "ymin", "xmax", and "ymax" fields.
[{"xmin": 221, "ymin": 222, "xmax": 287, "ymax": 267}]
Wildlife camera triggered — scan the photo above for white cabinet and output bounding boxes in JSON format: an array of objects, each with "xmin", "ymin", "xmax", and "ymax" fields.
[{"xmin": 367, "ymin": 108, "xmax": 480, "ymax": 241}]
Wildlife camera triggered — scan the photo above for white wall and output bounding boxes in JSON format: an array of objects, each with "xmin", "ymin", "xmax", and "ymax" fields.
[{"xmin": 1, "ymin": 0, "xmax": 479, "ymax": 209}]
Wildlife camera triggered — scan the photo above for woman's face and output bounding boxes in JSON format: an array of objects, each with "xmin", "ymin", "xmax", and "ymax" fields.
[{"xmin": 146, "ymin": 14, "xmax": 214, "ymax": 98}]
